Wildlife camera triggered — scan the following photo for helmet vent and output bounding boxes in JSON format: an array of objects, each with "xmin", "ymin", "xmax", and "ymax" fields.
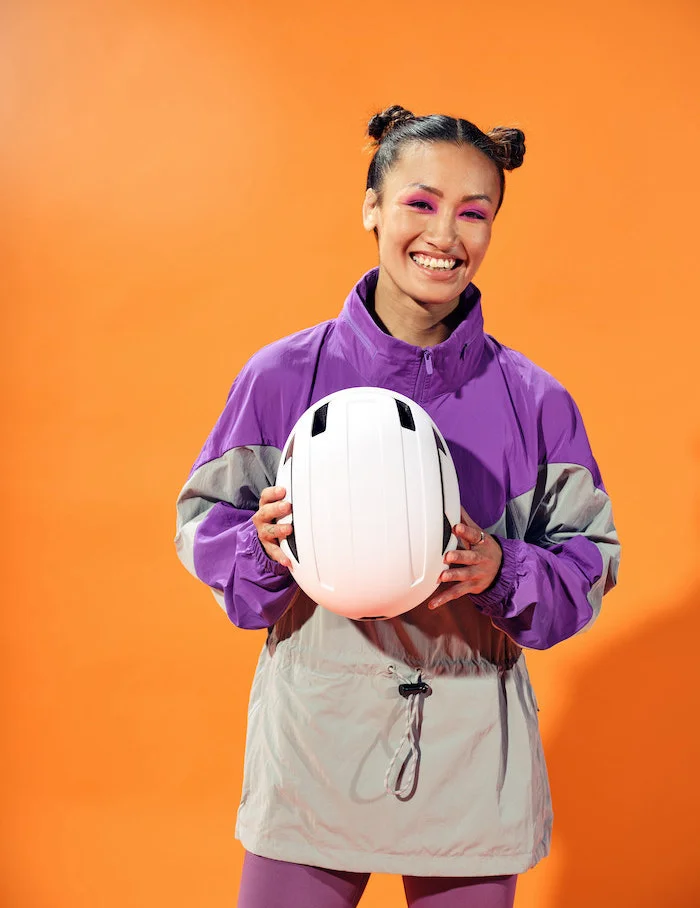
[
  {"xmin": 434, "ymin": 431, "xmax": 452, "ymax": 554},
  {"xmin": 442, "ymin": 513, "xmax": 452, "ymax": 553},
  {"xmin": 284, "ymin": 434, "xmax": 295, "ymax": 463},
  {"xmin": 286, "ymin": 527, "xmax": 299, "ymax": 561},
  {"xmin": 395, "ymin": 399, "xmax": 416, "ymax": 431},
  {"xmin": 311, "ymin": 403, "xmax": 329, "ymax": 437}
]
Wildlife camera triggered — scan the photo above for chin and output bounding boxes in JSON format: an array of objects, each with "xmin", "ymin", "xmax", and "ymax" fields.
[
  {"xmin": 409, "ymin": 278, "xmax": 468, "ymax": 304},
  {"xmin": 409, "ymin": 291, "xmax": 461, "ymax": 310},
  {"xmin": 383, "ymin": 264, "xmax": 468, "ymax": 306}
]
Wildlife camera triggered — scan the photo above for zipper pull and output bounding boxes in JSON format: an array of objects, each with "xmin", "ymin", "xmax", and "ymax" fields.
[{"xmin": 423, "ymin": 349, "xmax": 434, "ymax": 376}]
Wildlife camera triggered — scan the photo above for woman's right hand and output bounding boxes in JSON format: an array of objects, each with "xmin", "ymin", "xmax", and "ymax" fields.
[{"xmin": 252, "ymin": 486, "xmax": 293, "ymax": 570}]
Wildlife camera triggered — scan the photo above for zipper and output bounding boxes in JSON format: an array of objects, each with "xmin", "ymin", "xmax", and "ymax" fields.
[{"xmin": 413, "ymin": 348, "xmax": 434, "ymax": 402}]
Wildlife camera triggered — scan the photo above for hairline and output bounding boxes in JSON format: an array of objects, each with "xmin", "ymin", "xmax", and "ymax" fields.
[{"xmin": 370, "ymin": 137, "xmax": 506, "ymax": 219}]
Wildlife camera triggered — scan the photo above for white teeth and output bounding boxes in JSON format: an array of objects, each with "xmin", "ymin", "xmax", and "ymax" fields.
[{"xmin": 411, "ymin": 253, "xmax": 458, "ymax": 270}]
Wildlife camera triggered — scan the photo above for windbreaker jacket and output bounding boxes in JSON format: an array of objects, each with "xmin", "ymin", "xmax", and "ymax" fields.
[{"xmin": 174, "ymin": 267, "xmax": 620, "ymax": 877}]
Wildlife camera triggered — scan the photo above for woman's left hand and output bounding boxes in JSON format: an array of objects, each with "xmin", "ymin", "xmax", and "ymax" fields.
[{"xmin": 427, "ymin": 507, "xmax": 503, "ymax": 610}]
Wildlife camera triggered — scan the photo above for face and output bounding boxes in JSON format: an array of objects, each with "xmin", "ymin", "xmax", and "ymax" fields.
[{"xmin": 362, "ymin": 141, "xmax": 502, "ymax": 311}]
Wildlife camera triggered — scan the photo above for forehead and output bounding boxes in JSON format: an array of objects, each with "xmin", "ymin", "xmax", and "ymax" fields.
[{"xmin": 384, "ymin": 141, "xmax": 501, "ymax": 198}]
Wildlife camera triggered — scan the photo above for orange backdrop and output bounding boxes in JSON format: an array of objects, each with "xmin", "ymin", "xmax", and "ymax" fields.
[{"xmin": 2, "ymin": 0, "xmax": 699, "ymax": 905}]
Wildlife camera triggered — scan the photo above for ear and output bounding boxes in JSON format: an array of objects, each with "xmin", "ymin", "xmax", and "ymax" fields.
[{"xmin": 362, "ymin": 188, "xmax": 380, "ymax": 233}]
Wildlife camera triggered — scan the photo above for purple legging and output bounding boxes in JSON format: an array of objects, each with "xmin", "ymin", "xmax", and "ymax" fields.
[{"xmin": 237, "ymin": 852, "xmax": 518, "ymax": 908}]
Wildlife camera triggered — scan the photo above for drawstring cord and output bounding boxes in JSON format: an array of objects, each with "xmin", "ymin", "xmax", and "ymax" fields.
[{"xmin": 384, "ymin": 665, "xmax": 431, "ymax": 799}]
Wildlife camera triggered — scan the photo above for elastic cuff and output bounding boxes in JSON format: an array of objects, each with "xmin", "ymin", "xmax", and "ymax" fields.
[
  {"xmin": 239, "ymin": 518, "xmax": 291, "ymax": 577},
  {"xmin": 468, "ymin": 535, "xmax": 519, "ymax": 614}
]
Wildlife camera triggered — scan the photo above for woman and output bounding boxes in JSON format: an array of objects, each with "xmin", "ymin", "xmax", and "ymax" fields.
[{"xmin": 175, "ymin": 105, "xmax": 620, "ymax": 908}]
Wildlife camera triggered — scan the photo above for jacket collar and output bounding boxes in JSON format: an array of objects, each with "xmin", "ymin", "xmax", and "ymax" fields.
[{"xmin": 335, "ymin": 267, "xmax": 487, "ymax": 400}]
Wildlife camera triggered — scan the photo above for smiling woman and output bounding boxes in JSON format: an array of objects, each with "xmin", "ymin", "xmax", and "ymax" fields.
[
  {"xmin": 174, "ymin": 104, "xmax": 620, "ymax": 908},
  {"xmin": 361, "ymin": 107, "xmax": 524, "ymax": 346}
]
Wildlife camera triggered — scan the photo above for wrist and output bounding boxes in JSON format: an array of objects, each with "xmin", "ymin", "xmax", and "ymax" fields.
[{"xmin": 469, "ymin": 535, "xmax": 516, "ymax": 612}]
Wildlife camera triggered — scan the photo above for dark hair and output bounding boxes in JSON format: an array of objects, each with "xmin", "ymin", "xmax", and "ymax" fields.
[{"xmin": 365, "ymin": 105, "xmax": 525, "ymax": 229}]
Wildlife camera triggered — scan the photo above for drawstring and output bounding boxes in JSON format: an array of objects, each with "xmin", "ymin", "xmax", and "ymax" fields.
[{"xmin": 384, "ymin": 665, "xmax": 431, "ymax": 799}]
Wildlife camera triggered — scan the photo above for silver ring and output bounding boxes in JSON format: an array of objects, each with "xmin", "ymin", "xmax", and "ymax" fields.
[{"xmin": 474, "ymin": 530, "xmax": 485, "ymax": 546}]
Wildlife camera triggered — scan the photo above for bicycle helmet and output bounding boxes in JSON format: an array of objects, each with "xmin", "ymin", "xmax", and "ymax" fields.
[{"xmin": 275, "ymin": 387, "xmax": 461, "ymax": 620}]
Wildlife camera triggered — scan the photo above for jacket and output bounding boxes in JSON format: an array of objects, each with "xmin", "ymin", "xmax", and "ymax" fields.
[{"xmin": 174, "ymin": 267, "xmax": 620, "ymax": 876}]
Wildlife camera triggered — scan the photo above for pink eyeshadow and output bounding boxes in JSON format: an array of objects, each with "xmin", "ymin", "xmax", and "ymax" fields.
[{"xmin": 405, "ymin": 195, "xmax": 436, "ymax": 209}]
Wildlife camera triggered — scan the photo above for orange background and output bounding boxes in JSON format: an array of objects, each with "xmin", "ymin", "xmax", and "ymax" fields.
[{"xmin": 2, "ymin": 1, "xmax": 699, "ymax": 905}]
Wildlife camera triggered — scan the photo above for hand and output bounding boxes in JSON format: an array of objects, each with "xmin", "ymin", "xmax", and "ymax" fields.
[
  {"xmin": 251, "ymin": 486, "xmax": 294, "ymax": 569},
  {"xmin": 427, "ymin": 507, "xmax": 502, "ymax": 610}
]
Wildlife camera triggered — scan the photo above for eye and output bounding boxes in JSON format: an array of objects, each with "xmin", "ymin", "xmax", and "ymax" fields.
[
  {"xmin": 460, "ymin": 210, "xmax": 486, "ymax": 220},
  {"xmin": 407, "ymin": 200, "xmax": 434, "ymax": 211}
]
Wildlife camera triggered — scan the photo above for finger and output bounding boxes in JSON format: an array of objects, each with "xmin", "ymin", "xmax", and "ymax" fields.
[
  {"xmin": 262, "ymin": 521, "xmax": 293, "ymax": 542},
  {"xmin": 259, "ymin": 485, "xmax": 288, "ymax": 505},
  {"xmin": 253, "ymin": 499, "xmax": 292, "ymax": 533},
  {"xmin": 438, "ymin": 564, "xmax": 486, "ymax": 584},
  {"xmin": 455, "ymin": 535, "xmax": 471, "ymax": 551},
  {"xmin": 458, "ymin": 508, "xmax": 487, "ymax": 543},
  {"xmin": 428, "ymin": 579, "xmax": 477, "ymax": 610},
  {"xmin": 262, "ymin": 541, "xmax": 293, "ymax": 570},
  {"xmin": 454, "ymin": 522, "xmax": 485, "ymax": 547},
  {"xmin": 259, "ymin": 499, "xmax": 292, "ymax": 522},
  {"xmin": 438, "ymin": 568, "xmax": 468, "ymax": 583},
  {"xmin": 443, "ymin": 549, "xmax": 480, "ymax": 566}
]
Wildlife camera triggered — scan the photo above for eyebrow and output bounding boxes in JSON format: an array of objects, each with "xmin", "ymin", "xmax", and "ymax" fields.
[{"xmin": 405, "ymin": 183, "xmax": 494, "ymax": 204}]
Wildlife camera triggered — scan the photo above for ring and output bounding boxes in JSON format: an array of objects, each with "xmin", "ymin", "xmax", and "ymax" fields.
[{"xmin": 473, "ymin": 530, "xmax": 485, "ymax": 546}]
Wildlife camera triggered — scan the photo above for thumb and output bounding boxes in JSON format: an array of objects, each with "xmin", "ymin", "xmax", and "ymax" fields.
[{"xmin": 457, "ymin": 506, "xmax": 486, "ymax": 548}]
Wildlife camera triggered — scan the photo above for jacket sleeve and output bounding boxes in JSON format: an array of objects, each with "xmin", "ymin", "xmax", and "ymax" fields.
[
  {"xmin": 469, "ymin": 382, "xmax": 620, "ymax": 650},
  {"xmin": 174, "ymin": 362, "xmax": 298, "ymax": 630}
]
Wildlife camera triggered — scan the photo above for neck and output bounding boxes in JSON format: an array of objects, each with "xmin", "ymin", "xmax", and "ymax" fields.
[{"xmin": 370, "ymin": 267, "xmax": 467, "ymax": 346}]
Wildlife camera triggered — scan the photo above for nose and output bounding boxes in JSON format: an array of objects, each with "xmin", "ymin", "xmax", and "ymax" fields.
[{"xmin": 424, "ymin": 210, "xmax": 459, "ymax": 253}]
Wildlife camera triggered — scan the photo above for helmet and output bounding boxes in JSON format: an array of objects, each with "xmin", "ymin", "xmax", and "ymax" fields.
[{"xmin": 275, "ymin": 387, "xmax": 460, "ymax": 620}]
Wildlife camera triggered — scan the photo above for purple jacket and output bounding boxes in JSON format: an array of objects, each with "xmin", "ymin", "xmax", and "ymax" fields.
[
  {"xmin": 176, "ymin": 268, "xmax": 619, "ymax": 651},
  {"xmin": 174, "ymin": 267, "xmax": 620, "ymax": 875}
]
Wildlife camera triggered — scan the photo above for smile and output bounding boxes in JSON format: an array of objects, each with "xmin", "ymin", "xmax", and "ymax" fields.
[{"xmin": 409, "ymin": 252, "xmax": 462, "ymax": 271}]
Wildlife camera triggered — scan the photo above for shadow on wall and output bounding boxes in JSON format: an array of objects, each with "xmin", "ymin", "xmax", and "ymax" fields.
[{"xmin": 547, "ymin": 584, "xmax": 700, "ymax": 908}]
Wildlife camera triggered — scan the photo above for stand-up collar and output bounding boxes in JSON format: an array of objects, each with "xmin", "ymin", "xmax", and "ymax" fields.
[{"xmin": 335, "ymin": 267, "xmax": 487, "ymax": 401}]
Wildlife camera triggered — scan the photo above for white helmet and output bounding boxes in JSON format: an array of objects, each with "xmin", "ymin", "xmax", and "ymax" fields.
[{"xmin": 275, "ymin": 387, "xmax": 460, "ymax": 620}]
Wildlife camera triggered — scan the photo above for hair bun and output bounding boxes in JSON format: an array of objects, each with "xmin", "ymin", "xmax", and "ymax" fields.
[
  {"xmin": 486, "ymin": 127, "xmax": 526, "ymax": 171},
  {"xmin": 367, "ymin": 105, "xmax": 416, "ymax": 144}
]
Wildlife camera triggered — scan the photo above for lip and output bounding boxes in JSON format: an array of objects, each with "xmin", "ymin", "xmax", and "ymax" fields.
[
  {"xmin": 409, "ymin": 252, "xmax": 463, "ymax": 280},
  {"xmin": 411, "ymin": 251, "xmax": 462, "ymax": 262}
]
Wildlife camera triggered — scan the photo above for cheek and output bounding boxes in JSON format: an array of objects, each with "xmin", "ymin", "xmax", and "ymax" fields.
[
  {"xmin": 466, "ymin": 229, "xmax": 492, "ymax": 261},
  {"xmin": 384, "ymin": 211, "xmax": 421, "ymax": 245}
]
